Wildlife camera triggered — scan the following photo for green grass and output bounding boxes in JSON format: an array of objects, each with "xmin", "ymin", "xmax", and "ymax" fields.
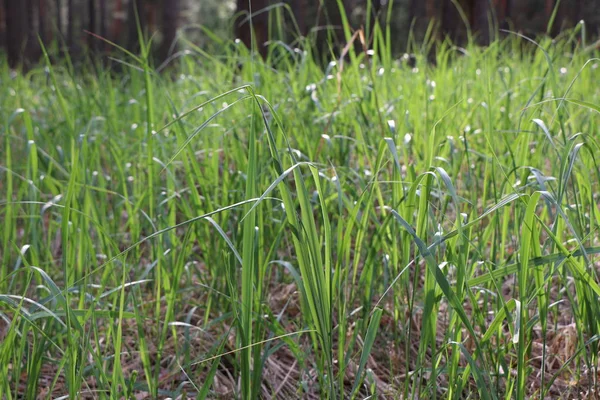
[{"xmin": 1, "ymin": 23, "xmax": 600, "ymax": 399}]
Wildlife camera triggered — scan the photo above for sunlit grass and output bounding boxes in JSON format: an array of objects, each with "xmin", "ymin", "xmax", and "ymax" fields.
[{"xmin": 1, "ymin": 22, "xmax": 600, "ymax": 399}]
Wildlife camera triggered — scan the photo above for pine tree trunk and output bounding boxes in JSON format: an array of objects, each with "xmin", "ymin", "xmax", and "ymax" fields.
[
  {"xmin": 4, "ymin": 0, "xmax": 28, "ymax": 66},
  {"xmin": 474, "ymin": 0, "xmax": 490, "ymax": 44},
  {"xmin": 291, "ymin": 0, "xmax": 308, "ymax": 36},
  {"xmin": 89, "ymin": 0, "xmax": 96, "ymax": 49},
  {"xmin": 39, "ymin": 0, "xmax": 47, "ymax": 44},
  {"xmin": 236, "ymin": 0, "xmax": 269, "ymax": 57},
  {"xmin": 56, "ymin": 0, "xmax": 63, "ymax": 37},
  {"xmin": 159, "ymin": 0, "xmax": 179, "ymax": 61},
  {"xmin": 100, "ymin": 0, "xmax": 107, "ymax": 39},
  {"xmin": 127, "ymin": 0, "xmax": 145, "ymax": 52},
  {"xmin": 68, "ymin": 0, "xmax": 74, "ymax": 48}
]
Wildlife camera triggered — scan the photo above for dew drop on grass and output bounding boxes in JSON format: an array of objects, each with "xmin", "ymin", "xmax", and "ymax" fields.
[
  {"xmin": 387, "ymin": 120, "xmax": 396, "ymax": 131},
  {"xmin": 461, "ymin": 213, "xmax": 468, "ymax": 223}
]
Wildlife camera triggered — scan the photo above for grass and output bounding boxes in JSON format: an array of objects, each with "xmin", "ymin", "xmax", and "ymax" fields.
[{"xmin": 1, "ymin": 20, "xmax": 600, "ymax": 399}]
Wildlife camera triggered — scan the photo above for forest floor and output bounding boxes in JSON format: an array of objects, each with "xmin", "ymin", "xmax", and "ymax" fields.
[{"xmin": 1, "ymin": 32, "xmax": 600, "ymax": 399}]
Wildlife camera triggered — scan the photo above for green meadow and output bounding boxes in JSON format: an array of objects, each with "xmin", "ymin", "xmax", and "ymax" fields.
[{"xmin": 1, "ymin": 25, "xmax": 600, "ymax": 399}]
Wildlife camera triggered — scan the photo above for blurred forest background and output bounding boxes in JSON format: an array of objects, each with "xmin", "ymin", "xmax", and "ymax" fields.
[{"xmin": 1, "ymin": 0, "xmax": 599, "ymax": 67}]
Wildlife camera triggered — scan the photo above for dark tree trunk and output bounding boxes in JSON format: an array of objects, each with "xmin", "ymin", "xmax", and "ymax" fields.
[
  {"xmin": 425, "ymin": 0, "xmax": 439, "ymax": 23},
  {"xmin": 0, "ymin": 1, "xmax": 5, "ymax": 51},
  {"xmin": 236, "ymin": 0, "xmax": 270, "ymax": 58},
  {"xmin": 291, "ymin": 0, "xmax": 308, "ymax": 36},
  {"xmin": 99, "ymin": 0, "xmax": 106, "ymax": 39},
  {"xmin": 4, "ymin": 0, "xmax": 28, "ymax": 66},
  {"xmin": 314, "ymin": 0, "xmax": 345, "ymax": 59},
  {"xmin": 496, "ymin": 0, "xmax": 511, "ymax": 30},
  {"xmin": 366, "ymin": 0, "xmax": 382, "ymax": 42},
  {"xmin": 39, "ymin": 0, "xmax": 47, "ymax": 44},
  {"xmin": 441, "ymin": 0, "xmax": 461, "ymax": 41},
  {"xmin": 409, "ymin": 0, "xmax": 427, "ymax": 42},
  {"xmin": 68, "ymin": 0, "xmax": 74, "ymax": 47},
  {"xmin": 56, "ymin": 0, "xmax": 62, "ymax": 37},
  {"xmin": 474, "ymin": 0, "xmax": 490, "ymax": 44},
  {"xmin": 409, "ymin": 0, "xmax": 426, "ymax": 21},
  {"xmin": 159, "ymin": 0, "xmax": 180, "ymax": 61},
  {"xmin": 574, "ymin": 0, "xmax": 583, "ymax": 24},
  {"xmin": 127, "ymin": 0, "xmax": 145, "ymax": 52},
  {"xmin": 25, "ymin": 0, "xmax": 40, "ymax": 60},
  {"xmin": 89, "ymin": 0, "xmax": 96, "ymax": 49},
  {"xmin": 112, "ymin": 0, "xmax": 124, "ymax": 46}
]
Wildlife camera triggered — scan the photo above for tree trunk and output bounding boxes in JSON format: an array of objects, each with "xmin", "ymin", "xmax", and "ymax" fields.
[
  {"xmin": 314, "ymin": 0, "xmax": 345, "ymax": 59},
  {"xmin": 25, "ymin": 0, "xmax": 39, "ymax": 60},
  {"xmin": 474, "ymin": 0, "xmax": 490, "ymax": 44},
  {"xmin": 68, "ymin": 0, "xmax": 74, "ymax": 48},
  {"xmin": 56, "ymin": 0, "xmax": 62, "ymax": 37},
  {"xmin": 159, "ymin": 0, "xmax": 179, "ymax": 61},
  {"xmin": 89, "ymin": 0, "xmax": 97, "ymax": 49},
  {"xmin": 441, "ymin": 0, "xmax": 460, "ymax": 41},
  {"xmin": 111, "ymin": 0, "xmax": 124, "ymax": 46},
  {"xmin": 574, "ymin": 0, "xmax": 583, "ymax": 25},
  {"xmin": 236, "ymin": 0, "xmax": 270, "ymax": 58},
  {"xmin": 99, "ymin": 0, "xmax": 106, "ymax": 39},
  {"xmin": 127, "ymin": 0, "xmax": 145, "ymax": 52},
  {"xmin": 4, "ymin": 0, "xmax": 28, "ymax": 66},
  {"xmin": 409, "ymin": 0, "xmax": 426, "ymax": 42},
  {"xmin": 496, "ymin": 0, "xmax": 511, "ymax": 30},
  {"xmin": 38, "ymin": 0, "xmax": 47, "ymax": 44},
  {"xmin": 0, "ymin": 1, "xmax": 5, "ymax": 51},
  {"xmin": 291, "ymin": 0, "xmax": 308, "ymax": 36},
  {"xmin": 367, "ymin": 0, "xmax": 382, "ymax": 42}
]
